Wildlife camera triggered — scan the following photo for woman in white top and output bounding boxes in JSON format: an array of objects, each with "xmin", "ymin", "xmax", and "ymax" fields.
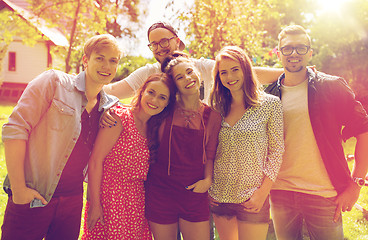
[{"xmin": 208, "ymin": 46, "xmax": 284, "ymax": 240}]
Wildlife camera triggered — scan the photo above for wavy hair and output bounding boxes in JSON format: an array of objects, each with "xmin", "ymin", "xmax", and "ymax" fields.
[{"xmin": 210, "ymin": 46, "xmax": 262, "ymax": 116}]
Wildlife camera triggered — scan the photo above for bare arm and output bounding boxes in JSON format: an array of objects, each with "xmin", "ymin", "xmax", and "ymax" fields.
[
  {"xmin": 334, "ymin": 132, "xmax": 368, "ymax": 222},
  {"xmin": 103, "ymin": 80, "xmax": 134, "ymax": 100},
  {"xmin": 254, "ymin": 67, "xmax": 283, "ymax": 85},
  {"xmin": 87, "ymin": 113, "xmax": 122, "ymax": 229},
  {"xmin": 351, "ymin": 132, "xmax": 368, "ymax": 181},
  {"xmin": 242, "ymin": 176, "xmax": 274, "ymax": 213},
  {"xmin": 4, "ymin": 140, "xmax": 47, "ymax": 205}
]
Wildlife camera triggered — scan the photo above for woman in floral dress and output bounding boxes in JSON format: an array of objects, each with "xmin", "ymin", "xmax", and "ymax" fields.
[{"xmin": 82, "ymin": 73, "xmax": 176, "ymax": 240}]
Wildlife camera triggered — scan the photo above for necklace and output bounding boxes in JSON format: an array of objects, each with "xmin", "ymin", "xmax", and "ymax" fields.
[{"xmin": 177, "ymin": 104, "xmax": 203, "ymax": 128}]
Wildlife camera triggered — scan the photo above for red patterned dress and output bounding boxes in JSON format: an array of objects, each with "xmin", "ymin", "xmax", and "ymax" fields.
[{"xmin": 82, "ymin": 106, "xmax": 152, "ymax": 240}]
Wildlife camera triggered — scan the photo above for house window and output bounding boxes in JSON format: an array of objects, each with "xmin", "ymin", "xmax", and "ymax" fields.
[{"xmin": 8, "ymin": 52, "xmax": 16, "ymax": 71}]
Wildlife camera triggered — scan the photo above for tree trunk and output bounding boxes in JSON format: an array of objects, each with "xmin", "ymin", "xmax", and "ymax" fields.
[{"xmin": 65, "ymin": 0, "xmax": 81, "ymax": 73}]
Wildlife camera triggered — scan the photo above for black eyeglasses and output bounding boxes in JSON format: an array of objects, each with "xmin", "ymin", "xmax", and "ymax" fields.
[
  {"xmin": 148, "ymin": 36, "xmax": 176, "ymax": 51},
  {"xmin": 280, "ymin": 45, "xmax": 310, "ymax": 56}
]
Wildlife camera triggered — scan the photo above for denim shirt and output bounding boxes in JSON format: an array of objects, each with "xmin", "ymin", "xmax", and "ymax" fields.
[
  {"xmin": 2, "ymin": 70, "xmax": 119, "ymax": 205},
  {"xmin": 265, "ymin": 68, "xmax": 368, "ymax": 194}
]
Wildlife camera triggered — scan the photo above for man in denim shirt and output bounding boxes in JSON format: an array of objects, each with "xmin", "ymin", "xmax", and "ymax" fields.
[
  {"xmin": 265, "ymin": 25, "xmax": 368, "ymax": 240},
  {"xmin": 1, "ymin": 34, "xmax": 121, "ymax": 240}
]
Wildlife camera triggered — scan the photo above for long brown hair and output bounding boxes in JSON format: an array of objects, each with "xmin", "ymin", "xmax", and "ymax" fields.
[
  {"xmin": 210, "ymin": 46, "xmax": 262, "ymax": 116},
  {"xmin": 138, "ymin": 73, "xmax": 177, "ymax": 162}
]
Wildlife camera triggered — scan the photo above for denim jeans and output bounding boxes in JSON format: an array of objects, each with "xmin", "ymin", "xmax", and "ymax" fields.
[{"xmin": 270, "ymin": 190, "xmax": 344, "ymax": 240}]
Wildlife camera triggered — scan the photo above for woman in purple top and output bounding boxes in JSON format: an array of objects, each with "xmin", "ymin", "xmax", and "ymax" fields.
[{"xmin": 145, "ymin": 52, "xmax": 222, "ymax": 240}]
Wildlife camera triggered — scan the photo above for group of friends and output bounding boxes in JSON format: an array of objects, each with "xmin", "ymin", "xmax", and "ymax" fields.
[{"xmin": 1, "ymin": 21, "xmax": 368, "ymax": 240}]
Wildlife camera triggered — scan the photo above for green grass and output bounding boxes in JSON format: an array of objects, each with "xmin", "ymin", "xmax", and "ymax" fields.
[
  {"xmin": 342, "ymin": 139, "xmax": 368, "ymax": 240},
  {"xmin": 0, "ymin": 102, "xmax": 367, "ymax": 239},
  {"xmin": 0, "ymin": 102, "xmax": 16, "ymax": 231}
]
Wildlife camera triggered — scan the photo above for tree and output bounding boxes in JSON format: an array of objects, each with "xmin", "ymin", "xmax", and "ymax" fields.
[
  {"xmin": 29, "ymin": 0, "xmax": 144, "ymax": 73},
  {"xmin": 180, "ymin": 0, "xmax": 276, "ymax": 61},
  {"xmin": 177, "ymin": 0, "xmax": 367, "ymax": 107},
  {"xmin": 0, "ymin": 8, "xmax": 43, "ymax": 84},
  {"xmin": 168, "ymin": 0, "xmax": 287, "ymax": 66},
  {"xmin": 310, "ymin": 0, "xmax": 368, "ymax": 109}
]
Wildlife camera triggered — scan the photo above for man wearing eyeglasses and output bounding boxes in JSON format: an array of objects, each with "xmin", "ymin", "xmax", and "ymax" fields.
[
  {"xmin": 103, "ymin": 21, "xmax": 282, "ymax": 104},
  {"xmin": 265, "ymin": 25, "xmax": 368, "ymax": 240}
]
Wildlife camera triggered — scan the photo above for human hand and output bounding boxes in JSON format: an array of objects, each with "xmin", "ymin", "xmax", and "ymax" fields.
[
  {"xmin": 309, "ymin": 65, "xmax": 317, "ymax": 73},
  {"xmin": 87, "ymin": 203, "xmax": 105, "ymax": 230},
  {"xmin": 12, "ymin": 187, "xmax": 47, "ymax": 205},
  {"xmin": 334, "ymin": 181, "xmax": 361, "ymax": 222},
  {"xmin": 99, "ymin": 109, "xmax": 117, "ymax": 128},
  {"xmin": 209, "ymin": 195, "xmax": 220, "ymax": 207},
  {"xmin": 241, "ymin": 188, "xmax": 268, "ymax": 213},
  {"xmin": 186, "ymin": 178, "xmax": 212, "ymax": 193}
]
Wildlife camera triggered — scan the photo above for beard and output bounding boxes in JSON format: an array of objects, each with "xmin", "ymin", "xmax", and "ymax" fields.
[{"xmin": 285, "ymin": 65, "xmax": 304, "ymax": 73}]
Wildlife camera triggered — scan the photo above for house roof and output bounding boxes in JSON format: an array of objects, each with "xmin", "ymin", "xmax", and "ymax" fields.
[
  {"xmin": 6, "ymin": 0, "xmax": 28, "ymax": 9},
  {"xmin": 1, "ymin": 0, "xmax": 69, "ymax": 47}
]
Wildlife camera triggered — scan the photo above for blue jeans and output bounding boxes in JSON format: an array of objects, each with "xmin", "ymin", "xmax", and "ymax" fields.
[{"xmin": 270, "ymin": 190, "xmax": 344, "ymax": 240}]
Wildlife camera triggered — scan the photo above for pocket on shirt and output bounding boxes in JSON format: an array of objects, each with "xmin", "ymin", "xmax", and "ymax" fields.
[{"xmin": 47, "ymin": 99, "xmax": 75, "ymax": 131}]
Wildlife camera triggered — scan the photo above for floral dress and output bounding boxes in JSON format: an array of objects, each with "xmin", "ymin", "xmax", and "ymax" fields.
[{"xmin": 82, "ymin": 106, "xmax": 152, "ymax": 240}]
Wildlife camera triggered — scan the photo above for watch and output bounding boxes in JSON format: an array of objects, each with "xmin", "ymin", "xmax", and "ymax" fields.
[{"xmin": 353, "ymin": 177, "xmax": 365, "ymax": 187}]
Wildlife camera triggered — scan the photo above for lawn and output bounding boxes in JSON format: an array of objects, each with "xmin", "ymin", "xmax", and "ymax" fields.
[{"xmin": 0, "ymin": 102, "xmax": 367, "ymax": 239}]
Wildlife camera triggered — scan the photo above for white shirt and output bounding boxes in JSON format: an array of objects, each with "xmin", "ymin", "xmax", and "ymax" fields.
[
  {"xmin": 124, "ymin": 58, "xmax": 215, "ymax": 103},
  {"xmin": 272, "ymin": 79, "xmax": 337, "ymax": 197}
]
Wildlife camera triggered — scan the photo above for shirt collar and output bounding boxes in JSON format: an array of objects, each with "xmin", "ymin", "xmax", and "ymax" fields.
[
  {"xmin": 74, "ymin": 71, "xmax": 119, "ymax": 112},
  {"xmin": 276, "ymin": 67, "xmax": 317, "ymax": 87}
]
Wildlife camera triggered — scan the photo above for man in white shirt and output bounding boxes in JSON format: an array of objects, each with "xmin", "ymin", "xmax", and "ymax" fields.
[{"xmin": 104, "ymin": 21, "xmax": 281, "ymax": 103}]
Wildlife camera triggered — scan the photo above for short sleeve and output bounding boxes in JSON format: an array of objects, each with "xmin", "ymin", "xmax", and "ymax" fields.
[
  {"xmin": 111, "ymin": 105, "xmax": 131, "ymax": 126},
  {"xmin": 124, "ymin": 63, "xmax": 161, "ymax": 91}
]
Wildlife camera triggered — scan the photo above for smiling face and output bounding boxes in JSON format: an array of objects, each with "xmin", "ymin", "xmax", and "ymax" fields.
[
  {"xmin": 218, "ymin": 58, "xmax": 244, "ymax": 93},
  {"xmin": 278, "ymin": 34, "xmax": 312, "ymax": 73},
  {"xmin": 148, "ymin": 28, "xmax": 180, "ymax": 64},
  {"xmin": 83, "ymin": 46, "xmax": 120, "ymax": 86},
  {"xmin": 140, "ymin": 81, "xmax": 170, "ymax": 116},
  {"xmin": 171, "ymin": 61, "xmax": 200, "ymax": 96}
]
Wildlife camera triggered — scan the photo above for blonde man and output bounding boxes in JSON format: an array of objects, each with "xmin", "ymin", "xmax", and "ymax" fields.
[{"xmin": 1, "ymin": 34, "xmax": 121, "ymax": 240}]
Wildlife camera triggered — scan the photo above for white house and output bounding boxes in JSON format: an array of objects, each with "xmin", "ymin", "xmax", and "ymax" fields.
[{"xmin": 0, "ymin": 0, "xmax": 68, "ymax": 102}]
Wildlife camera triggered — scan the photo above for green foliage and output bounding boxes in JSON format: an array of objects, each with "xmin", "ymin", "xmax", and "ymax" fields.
[
  {"xmin": 28, "ymin": 0, "xmax": 144, "ymax": 73},
  {"xmin": 179, "ymin": 0, "xmax": 368, "ymax": 109},
  {"xmin": 112, "ymin": 55, "xmax": 155, "ymax": 83},
  {"xmin": 181, "ymin": 0, "xmax": 278, "ymax": 65},
  {"xmin": 0, "ymin": 9, "xmax": 44, "ymax": 83},
  {"xmin": 309, "ymin": 0, "xmax": 368, "ymax": 110},
  {"xmin": 0, "ymin": 9, "xmax": 43, "ymax": 45}
]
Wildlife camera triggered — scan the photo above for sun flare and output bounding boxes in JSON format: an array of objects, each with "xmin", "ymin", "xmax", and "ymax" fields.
[{"xmin": 317, "ymin": 0, "xmax": 351, "ymax": 13}]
